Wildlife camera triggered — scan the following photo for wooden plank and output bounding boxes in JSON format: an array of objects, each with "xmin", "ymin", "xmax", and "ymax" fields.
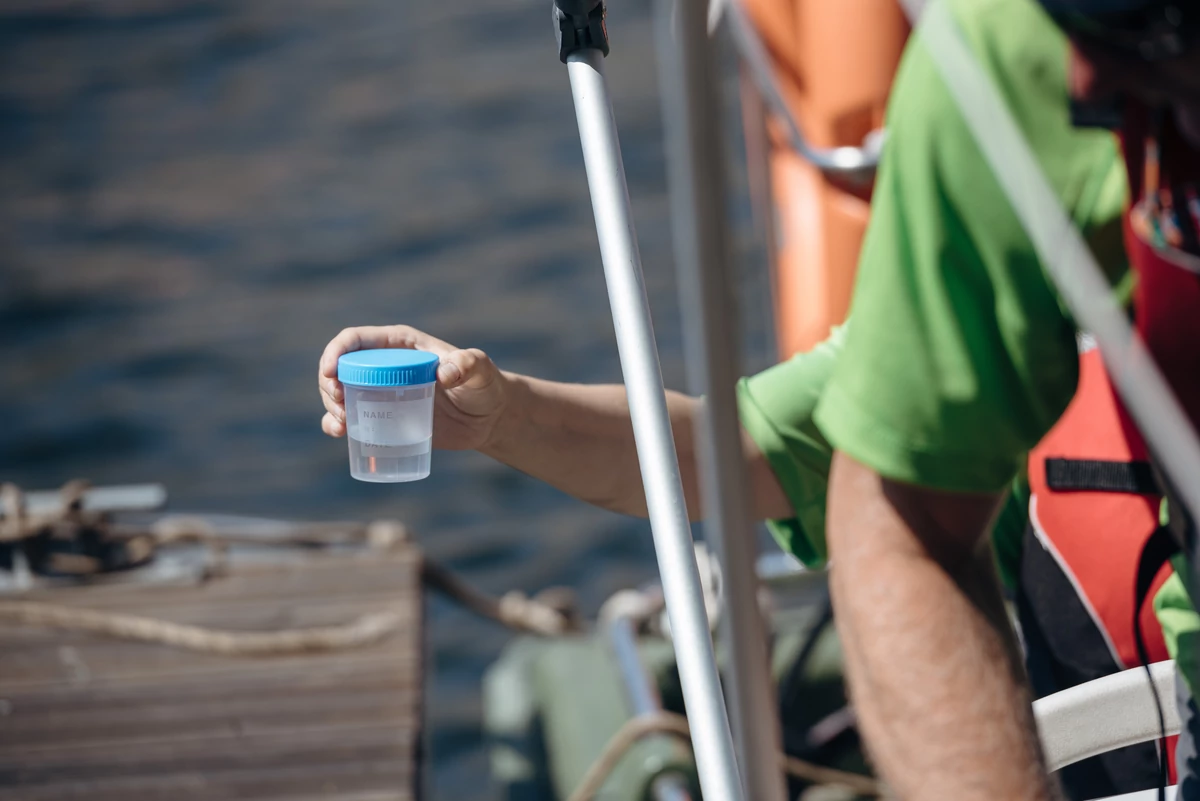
[
  {"xmin": 0, "ymin": 649, "xmax": 419, "ymax": 694},
  {"xmin": 2, "ymin": 761, "xmax": 413, "ymax": 801},
  {"xmin": 0, "ymin": 545, "xmax": 424, "ymax": 801},
  {"xmin": 3, "ymin": 688, "xmax": 417, "ymax": 750},
  {"xmin": 0, "ymin": 654, "xmax": 410, "ymax": 710},
  {"xmin": 0, "ymin": 613, "xmax": 421, "ymax": 688},
  {"xmin": 0, "ymin": 551, "xmax": 421, "ymax": 685},
  {"xmin": 9, "ymin": 579, "xmax": 422, "ymax": 621},
  {"xmin": 2, "ymin": 670, "xmax": 408, "ymax": 730},
  {"xmin": 2, "ymin": 760, "xmax": 416, "ymax": 801},
  {"xmin": 0, "ymin": 723, "xmax": 417, "ymax": 777},
  {"xmin": 16, "ymin": 550, "xmax": 421, "ymax": 607}
]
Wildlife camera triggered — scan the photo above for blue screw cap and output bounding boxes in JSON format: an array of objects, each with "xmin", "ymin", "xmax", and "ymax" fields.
[{"xmin": 338, "ymin": 349, "xmax": 440, "ymax": 387}]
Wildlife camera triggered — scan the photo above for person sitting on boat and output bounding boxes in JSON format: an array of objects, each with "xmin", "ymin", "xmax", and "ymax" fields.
[
  {"xmin": 807, "ymin": 0, "xmax": 1200, "ymax": 799},
  {"xmin": 319, "ymin": 0, "xmax": 1200, "ymax": 797},
  {"xmin": 317, "ymin": 330, "xmax": 1188, "ymax": 800}
]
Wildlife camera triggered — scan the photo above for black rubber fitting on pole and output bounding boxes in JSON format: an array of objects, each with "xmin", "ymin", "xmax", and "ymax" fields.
[{"xmin": 553, "ymin": 0, "xmax": 609, "ymax": 62}]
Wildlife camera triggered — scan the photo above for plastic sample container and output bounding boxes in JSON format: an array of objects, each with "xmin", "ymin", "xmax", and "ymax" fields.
[{"xmin": 337, "ymin": 349, "xmax": 439, "ymax": 482}]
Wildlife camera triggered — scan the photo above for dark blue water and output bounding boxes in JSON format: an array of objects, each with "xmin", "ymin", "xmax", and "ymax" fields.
[{"xmin": 0, "ymin": 2, "xmax": 775, "ymax": 797}]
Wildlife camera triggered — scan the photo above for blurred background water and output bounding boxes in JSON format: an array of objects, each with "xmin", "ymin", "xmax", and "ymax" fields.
[{"xmin": 0, "ymin": 1, "xmax": 776, "ymax": 797}]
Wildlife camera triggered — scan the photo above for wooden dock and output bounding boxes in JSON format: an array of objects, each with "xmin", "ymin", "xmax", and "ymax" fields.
[{"xmin": 0, "ymin": 543, "xmax": 424, "ymax": 801}]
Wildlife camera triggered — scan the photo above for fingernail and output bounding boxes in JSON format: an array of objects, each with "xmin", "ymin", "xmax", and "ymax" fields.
[{"xmin": 440, "ymin": 363, "xmax": 461, "ymax": 384}]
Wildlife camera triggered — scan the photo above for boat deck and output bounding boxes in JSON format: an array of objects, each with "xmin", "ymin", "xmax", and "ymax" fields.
[{"xmin": 0, "ymin": 543, "xmax": 424, "ymax": 801}]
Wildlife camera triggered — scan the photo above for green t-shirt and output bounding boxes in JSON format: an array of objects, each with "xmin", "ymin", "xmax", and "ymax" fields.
[
  {"xmin": 1157, "ymin": 561, "xmax": 1200, "ymax": 691},
  {"xmin": 738, "ymin": 0, "xmax": 1123, "ymax": 570},
  {"xmin": 737, "ymin": 330, "xmax": 1027, "ymax": 588},
  {"xmin": 812, "ymin": 0, "xmax": 1126, "ymax": 494},
  {"xmin": 736, "ymin": 0, "xmax": 1200, "ymax": 686},
  {"xmin": 737, "ymin": 327, "xmax": 844, "ymax": 568}
]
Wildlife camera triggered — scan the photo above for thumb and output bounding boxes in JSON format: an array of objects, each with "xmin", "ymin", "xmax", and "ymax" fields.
[{"xmin": 438, "ymin": 360, "xmax": 463, "ymax": 387}]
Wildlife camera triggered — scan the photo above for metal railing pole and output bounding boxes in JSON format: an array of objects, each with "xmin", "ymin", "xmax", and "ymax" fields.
[
  {"xmin": 553, "ymin": 4, "xmax": 745, "ymax": 799},
  {"xmin": 609, "ymin": 617, "xmax": 694, "ymax": 801},
  {"xmin": 654, "ymin": 2, "xmax": 789, "ymax": 799}
]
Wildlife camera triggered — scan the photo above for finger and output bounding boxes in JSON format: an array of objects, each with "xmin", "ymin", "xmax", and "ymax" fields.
[
  {"xmin": 320, "ymin": 382, "xmax": 346, "ymax": 421},
  {"xmin": 437, "ymin": 359, "xmax": 462, "ymax": 387},
  {"xmin": 321, "ymin": 412, "xmax": 347, "ymax": 438},
  {"xmin": 319, "ymin": 376, "xmax": 344, "ymax": 405},
  {"xmin": 319, "ymin": 325, "xmax": 458, "ymax": 379},
  {"xmin": 438, "ymin": 348, "xmax": 493, "ymax": 389}
]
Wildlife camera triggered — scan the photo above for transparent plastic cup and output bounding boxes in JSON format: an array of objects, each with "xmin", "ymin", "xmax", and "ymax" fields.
[{"xmin": 337, "ymin": 349, "xmax": 439, "ymax": 483}]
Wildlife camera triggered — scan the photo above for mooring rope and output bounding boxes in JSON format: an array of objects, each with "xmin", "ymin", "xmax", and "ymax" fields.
[
  {"xmin": 563, "ymin": 709, "xmax": 884, "ymax": 801},
  {"xmin": 0, "ymin": 600, "xmax": 408, "ymax": 656},
  {"xmin": 0, "ymin": 482, "xmax": 581, "ymax": 653},
  {"xmin": 0, "ymin": 483, "xmax": 876, "ymax": 795}
]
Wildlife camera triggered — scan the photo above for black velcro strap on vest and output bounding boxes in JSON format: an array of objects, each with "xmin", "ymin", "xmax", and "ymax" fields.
[{"xmin": 1045, "ymin": 458, "xmax": 1160, "ymax": 495}]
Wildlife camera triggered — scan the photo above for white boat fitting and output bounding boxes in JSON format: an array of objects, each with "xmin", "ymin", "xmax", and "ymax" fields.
[
  {"xmin": 1099, "ymin": 788, "xmax": 1179, "ymax": 801},
  {"xmin": 1035, "ymin": 659, "xmax": 1180, "ymax": 800}
]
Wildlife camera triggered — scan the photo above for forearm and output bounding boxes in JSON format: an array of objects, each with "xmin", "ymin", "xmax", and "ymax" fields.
[
  {"xmin": 826, "ymin": 452, "xmax": 1057, "ymax": 801},
  {"xmin": 317, "ymin": 327, "xmax": 795, "ymax": 518},
  {"xmin": 481, "ymin": 373, "xmax": 703, "ymax": 518}
]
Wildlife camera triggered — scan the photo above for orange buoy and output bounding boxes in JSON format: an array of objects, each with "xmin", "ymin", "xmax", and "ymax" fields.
[{"xmin": 738, "ymin": 0, "xmax": 909, "ymax": 356}]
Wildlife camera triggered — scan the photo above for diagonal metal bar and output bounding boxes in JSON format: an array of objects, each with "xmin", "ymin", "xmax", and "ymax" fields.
[
  {"xmin": 554, "ymin": 4, "xmax": 746, "ymax": 794},
  {"xmin": 654, "ymin": 1, "xmax": 788, "ymax": 799}
]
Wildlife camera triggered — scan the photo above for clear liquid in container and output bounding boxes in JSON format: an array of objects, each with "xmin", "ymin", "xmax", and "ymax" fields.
[
  {"xmin": 344, "ymin": 383, "xmax": 434, "ymax": 482},
  {"xmin": 347, "ymin": 437, "xmax": 431, "ymax": 482}
]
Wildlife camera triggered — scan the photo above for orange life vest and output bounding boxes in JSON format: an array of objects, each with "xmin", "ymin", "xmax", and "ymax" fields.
[{"xmin": 1024, "ymin": 347, "xmax": 1178, "ymax": 790}]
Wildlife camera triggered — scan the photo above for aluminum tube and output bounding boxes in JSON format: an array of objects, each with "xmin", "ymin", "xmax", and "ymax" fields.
[
  {"xmin": 565, "ymin": 50, "xmax": 745, "ymax": 801},
  {"xmin": 738, "ymin": 62, "xmax": 779, "ymax": 296},
  {"xmin": 653, "ymin": 2, "xmax": 788, "ymax": 799},
  {"xmin": 609, "ymin": 617, "xmax": 664, "ymax": 716},
  {"xmin": 609, "ymin": 618, "xmax": 694, "ymax": 801}
]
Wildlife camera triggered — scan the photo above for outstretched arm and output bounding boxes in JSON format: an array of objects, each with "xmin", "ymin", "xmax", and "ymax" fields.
[{"xmin": 319, "ymin": 325, "xmax": 791, "ymax": 521}]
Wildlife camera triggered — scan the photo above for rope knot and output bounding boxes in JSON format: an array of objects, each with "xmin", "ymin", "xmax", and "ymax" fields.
[{"xmin": 498, "ymin": 590, "xmax": 573, "ymax": 636}]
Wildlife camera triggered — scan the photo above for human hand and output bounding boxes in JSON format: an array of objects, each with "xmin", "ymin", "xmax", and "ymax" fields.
[{"xmin": 319, "ymin": 325, "xmax": 509, "ymax": 452}]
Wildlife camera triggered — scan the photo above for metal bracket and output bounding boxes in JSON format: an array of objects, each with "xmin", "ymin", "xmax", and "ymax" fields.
[
  {"xmin": 725, "ymin": 1, "xmax": 882, "ymax": 183},
  {"xmin": 554, "ymin": 0, "xmax": 609, "ymax": 62}
]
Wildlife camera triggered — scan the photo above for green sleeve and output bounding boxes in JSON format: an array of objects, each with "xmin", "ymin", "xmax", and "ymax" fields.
[
  {"xmin": 1154, "ymin": 558, "xmax": 1200, "ymax": 695},
  {"xmin": 813, "ymin": 0, "xmax": 1127, "ymax": 493},
  {"xmin": 990, "ymin": 478, "xmax": 1030, "ymax": 592},
  {"xmin": 736, "ymin": 327, "xmax": 845, "ymax": 567},
  {"xmin": 737, "ymin": 323, "xmax": 1030, "ymax": 581}
]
